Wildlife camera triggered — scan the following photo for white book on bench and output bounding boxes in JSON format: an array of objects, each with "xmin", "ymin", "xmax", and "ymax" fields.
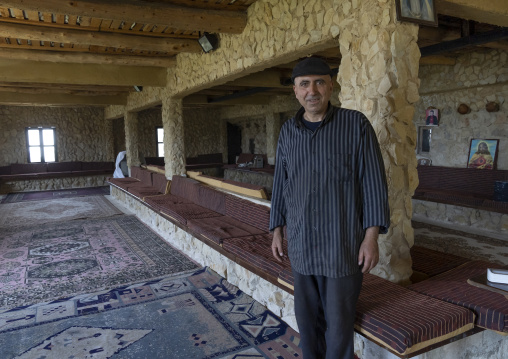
[{"xmin": 487, "ymin": 268, "xmax": 508, "ymax": 284}]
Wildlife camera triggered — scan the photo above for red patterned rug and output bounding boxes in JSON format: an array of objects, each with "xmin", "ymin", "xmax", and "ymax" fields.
[
  {"xmin": 0, "ymin": 215, "xmax": 199, "ymax": 309},
  {"xmin": 1, "ymin": 186, "xmax": 110, "ymax": 204}
]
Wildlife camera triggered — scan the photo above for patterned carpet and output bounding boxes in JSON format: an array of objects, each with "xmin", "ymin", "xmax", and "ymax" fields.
[
  {"xmin": 0, "ymin": 267, "xmax": 302, "ymax": 359},
  {"xmin": 413, "ymin": 221, "xmax": 508, "ymax": 265},
  {"xmin": 0, "ymin": 196, "xmax": 122, "ymax": 228},
  {"xmin": 1, "ymin": 187, "xmax": 110, "ymax": 204},
  {"xmin": 0, "ymin": 215, "xmax": 199, "ymax": 309}
]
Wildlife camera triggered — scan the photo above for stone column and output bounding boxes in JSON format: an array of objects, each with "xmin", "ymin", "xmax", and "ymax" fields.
[
  {"xmin": 265, "ymin": 111, "xmax": 281, "ymax": 165},
  {"xmin": 162, "ymin": 96, "xmax": 186, "ymax": 178},
  {"xmin": 124, "ymin": 111, "xmax": 140, "ymax": 174},
  {"xmin": 337, "ymin": 0, "xmax": 420, "ymax": 284}
]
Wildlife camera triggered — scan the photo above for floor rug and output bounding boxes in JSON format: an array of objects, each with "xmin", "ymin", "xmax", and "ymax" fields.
[
  {"xmin": 0, "ymin": 196, "xmax": 122, "ymax": 228},
  {"xmin": 413, "ymin": 221, "xmax": 508, "ymax": 264},
  {"xmin": 0, "ymin": 267, "xmax": 302, "ymax": 359},
  {"xmin": 0, "ymin": 215, "xmax": 199, "ymax": 309},
  {"xmin": 1, "ymin": 187, "xmax": 110, "ymax": 204}
]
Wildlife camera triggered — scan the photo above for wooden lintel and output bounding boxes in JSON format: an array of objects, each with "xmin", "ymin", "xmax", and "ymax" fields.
[
  {"xmin": 0, "ymin": 47, "xmax": 176, "ymax": 67},
  {"xmin": 0, "ymin": 0, "xmax": 247, "ymax": 34},
  {"xmin": 436, "ymin": 0, "xmax": 508, "ymax": 28},
  {"xmin": 419, "ymin": 55, "xmax": 456, "ymax": 66},
  {"xmin": 184, "ymin": 94, "xmax": 271, "ymax": 106},
  {"xmin": 0, "ymin": 59, "xmax": 167, "ymax": 87},
  {"xmin": 227, "ymin": 69, "xmax": 293, "ymax": 89},
  {"xmin": 0, "ymin": 22, "xmax": 201, "ymax": 53},
  {"xmin": 0, "ymin": 91, "xmax": 128, "ymax": 106}
]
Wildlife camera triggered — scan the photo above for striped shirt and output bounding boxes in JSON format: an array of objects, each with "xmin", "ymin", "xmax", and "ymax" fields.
[{"xmin": 269, "ymin": 105, "xmax": 390, "ymax": 278}]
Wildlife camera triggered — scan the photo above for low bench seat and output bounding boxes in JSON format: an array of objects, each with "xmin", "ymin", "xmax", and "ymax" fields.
[
  {"xmin": 410, "ymin": 245, "xmax": 470, "ymax": 277},
  {"xmin": 356, "ymin": 273, "xmax": 475, "ymax": 356},
  {"xmin": 222, "ymin": 233, "xmax": 290, "ymax": 284},
  {"xmin": 408, "ymin": 260, "xmax": 508, "ymax": 333},
  {"xmin": 128, "ymin": 172, "xmax": 169, "ymax": 200},
  {"xmin": 144, "ymin": 193, "xmax": 192, "ymax": 212},
  {"xmin": 187, "ymin": 216, "xmax": 266, "ymax": 245},
  {"xmin": 161, "ymin": 203, "xmax": 221, "ymax": 226}
]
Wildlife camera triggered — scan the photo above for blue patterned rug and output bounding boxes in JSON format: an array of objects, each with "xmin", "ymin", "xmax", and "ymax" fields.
[{"xmin": 0, "ymin": 267, "xmax": 302, "ymax": 359}]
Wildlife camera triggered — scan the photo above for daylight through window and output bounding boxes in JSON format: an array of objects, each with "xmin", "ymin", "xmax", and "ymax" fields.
[
  {"xmin": 26, "ymin": 127, "xmax": 57, "ymax": 163},
  {"xmin": 157, "ymin": 127, "xmax": 164, "ymax": 157}
]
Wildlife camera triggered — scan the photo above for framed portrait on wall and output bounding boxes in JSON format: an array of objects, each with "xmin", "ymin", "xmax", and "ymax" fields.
[
  {"xmin": 467, "ymin": 139, "xmax": 499, "ymax": 170},
  {"xmin": 425, "ymin": 109, "xmax": 439, "ymax": 126},
  {"xmin": 395, "ymin": 0, "xmax": 438, "ymax": 27}
]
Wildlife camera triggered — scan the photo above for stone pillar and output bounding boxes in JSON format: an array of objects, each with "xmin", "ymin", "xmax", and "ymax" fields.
[
  {"xmin": 124, "ymin": 111, "xmax": 140, "ymax": 174},
  {"xmin": 337, "ymin": 0, "xmax": 420, "ymax": 284},
  {"xmin": 220, "ymin": 118, "xmax": 228, "ymax": 164},
  {"xmin": 265, "ymin": 112, "xmax": 281, "ymax": 165},
  {"xmin": 162, "ymin": 96, "xmax": 186, "ymax": 178}
]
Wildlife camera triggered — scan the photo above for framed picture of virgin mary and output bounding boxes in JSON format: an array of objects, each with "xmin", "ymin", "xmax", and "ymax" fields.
[
  {"xmin": 467, "ymin": 139, "xmax": 499, "ymax": 170},
  {"xmin": 395, "ymin": 0, "xmax": 438, "ymax": 27}
]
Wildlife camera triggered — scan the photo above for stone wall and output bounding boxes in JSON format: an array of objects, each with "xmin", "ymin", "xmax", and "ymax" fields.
[
  {"xmin": 183, "ymin": 107, "xmax": 223, "ymax": 158},
  {"xmin": 112, "ymin": 117, "xmax": 126, "ymax": 156},
  {"xmin": 0, "ymin": 106, "xmax": 113, "ymax": 167},
  {"xmin": 138, "ymin": 107, "xmax": 162, "ymax": 158},
  {"xmin": 415, "ymin": 49, "xmax": 508, "ymax": 170}
]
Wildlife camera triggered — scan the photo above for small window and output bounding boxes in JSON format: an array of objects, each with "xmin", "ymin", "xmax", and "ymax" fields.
[
  {"xmin": 156, "ymin": 127, "xmax": 164, "ymax": 157},
  {"xmin": 26, "ymin": 127, "xmax": 57, "ymax": 163}
]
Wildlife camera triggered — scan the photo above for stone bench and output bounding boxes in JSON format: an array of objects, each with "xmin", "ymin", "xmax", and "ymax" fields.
[
  {"xmin": 0, "ymin": 161, "xmax": 114, "ymax": 193},
  {"xmin": 107, "ymin": 174, "xmax": 495, "ymax": 357}
]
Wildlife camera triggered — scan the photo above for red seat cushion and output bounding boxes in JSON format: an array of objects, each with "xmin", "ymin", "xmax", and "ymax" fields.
[
  {"xmin": 222, "ymin": 234, "xmax": 290, "ymax": 281},
  {"xmin": 187, "ymin": 216, "xmax": 266, "ymax": 245},
  {"xmin": 144, "ymin": 194, "xmax": 192, "ymax": 212},
  {"xmin": 225, "ymin": 195, "xmax": 270, "ymax": 231},
  {"xmin": 408, "ymin": 261, "xmax": 508, "ymax": 332},
  {"xmin": 357, "ymin": 273, "xmax": 475, "ymax": 355},
  {"xmin": 410, "ymin": 246, "xmax": 470, "ymax": 277},
  {"xmin": 161, "ymin": 203, "xmax": 221, "ymax": 226}
]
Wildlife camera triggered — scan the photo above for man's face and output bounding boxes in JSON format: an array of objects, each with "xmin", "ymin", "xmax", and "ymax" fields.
[{"xmin": 293, "ymin": 75, "xmax": 333, "ymax": 117}]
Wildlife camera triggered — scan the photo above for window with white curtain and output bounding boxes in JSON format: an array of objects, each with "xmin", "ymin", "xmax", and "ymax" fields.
[{"xmin": 26, "ymin": 127, "xmax": 57, "ymax": 163}]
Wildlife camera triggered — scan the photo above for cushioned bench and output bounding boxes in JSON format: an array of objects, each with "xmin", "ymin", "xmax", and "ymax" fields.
[
  {"xmin": 0, "ymin": 161, "xmax": 114, "ymax": 181},
  {"xmin": 109, "ymin": 173, "xmax": 499, "ymax": 357},
  {"xmin": 108, "ymin": 166, "xmax": 170, "ymax": 201},
  {"xmin": 185, "ymin": 153, "xmax": 225, "ymax": 171},
  {"xmin": 410, "ymin": 245, "xmax": 470, "ymax": 278},
  {"xmin": 414, "ymin": 166, "xmax": 508, "ymax": 214},
  {"xmin": 408, "ymin": 261, "xmax": 508, "ymax": 333},
  {"xmin": 187, "ymin": 171, "xmax": 269, "ymax": 199},
  {"xmin": 356, "ymin": 273, "xmax": 475, "ymax": 356}
]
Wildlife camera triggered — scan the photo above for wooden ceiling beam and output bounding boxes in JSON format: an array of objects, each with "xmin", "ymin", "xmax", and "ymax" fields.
[
  {"xmin": 0, "ymin": 91, "xmax": 128, "ymax": 106},
  {"xmin": 226, "ymin": 69, "xmax": 293, "ymax": 88},
  {"xmin": 0, "ymin": 82, "xmax": 132, "ymax": 92},
  {"xmin": 436, "ymin": 0, "xmax": 508, "ymax": 28},
  {"xmin": 0, "ymin": 47, "xmax": 176, "ymax": 67},
  {"xmin": 0, "ymin": 22, "xmax": 201, "ymax": 53},
  {"xmin": 0, "ymin": 59, "xmax": 166, "ymax": 86},
  {"xmin": 0, "ymin": 0, "xmax": 247, "ymax": 34}
]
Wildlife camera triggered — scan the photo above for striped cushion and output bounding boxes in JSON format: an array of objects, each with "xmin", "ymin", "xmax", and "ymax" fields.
[
  {"xmin": 410, "ymin": 246, "xmax": 470, "ymax": 277},
  {"xmin": 225, "ymin": 195, "xmax": 270, "ymax": 231},
  {"xmin": 222, "ymin": 234, "xmax": 290, "ymax": 281},
  {"xmin": 357, "ymin": 273, "xmax": 475, "ymax": 355},
  {"xmin": 408, "ymin": 261, "xmax": 508, "ymax": 332},
  {"xmin": 187, "ymin": 216, "xmax": 266, "ymax": 245},
  {"xmin": 197, "ymin": 185, "xmax": 226, "ymax": 215},
  {"xmin": 144, "ymin": 194, "xmax": 191, "ymax": 212},
  {"xmin": 128, "ymin": 186, "xmax": 162, "ymax": 200},
  {"xmin": 108, "ymin": 177, "xmax": 140, "ymax": 190},
  {"xmin": 170, "ymin": 175, "xmax": 201, "ymax": 203},
  {"xmin": 152, "ymin": 173, "xmax": 169, "ymax": 194},
  {"xmin": 161, "ymin": 203, "xmax": 221, "ymax": 226}
]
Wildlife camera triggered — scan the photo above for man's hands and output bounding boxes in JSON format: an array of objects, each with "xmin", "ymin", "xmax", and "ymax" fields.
[
  {"xmin": 271, "ymin": 227, "xmax": 285, "ymax": 263},
  {"xmin": 358, "ymin": 226, "xmax": 380, "ymax": 273}
]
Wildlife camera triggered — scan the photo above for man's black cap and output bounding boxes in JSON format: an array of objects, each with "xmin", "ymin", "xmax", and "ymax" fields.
[{"xmin": 291, "ymin": 57, "xmax": 332, "ymax": 83}]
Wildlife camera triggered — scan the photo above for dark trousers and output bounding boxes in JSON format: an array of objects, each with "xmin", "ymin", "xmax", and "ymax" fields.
[{"xmin": 293, "ymin": 270, "xmax": 363, "ymax": 359}]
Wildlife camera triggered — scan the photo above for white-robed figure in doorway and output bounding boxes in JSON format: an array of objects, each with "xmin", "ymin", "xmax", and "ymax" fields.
[{"xmin": 113, "ymin": 151, "xmax": 128, "ymax": 178}]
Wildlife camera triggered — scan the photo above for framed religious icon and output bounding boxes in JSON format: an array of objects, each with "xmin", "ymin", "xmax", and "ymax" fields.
[
  {"xmin": 395, "ymin": 0, "xmax": 438, "ymax": 27},
  {"xmin": 467, "ymin": 139, "xmax": 499, "ymax": 170},
  {"xmin": 425, "ymin": 109, "xmax": 439, "ymax": 126}
]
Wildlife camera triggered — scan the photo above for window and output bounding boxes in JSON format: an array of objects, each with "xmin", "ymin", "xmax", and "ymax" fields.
[
  {"xmin": 156, "ymin": 127, "xmax": 164, "ymax": 157},
  {"xmin": 26, "ymin": 127, "xmax": 57, "ymax": 163}
]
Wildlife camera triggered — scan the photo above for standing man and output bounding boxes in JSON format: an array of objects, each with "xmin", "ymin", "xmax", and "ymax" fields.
[{"xmin": 270, "ymin": 57, "xmax": 390, "ymax": 359}]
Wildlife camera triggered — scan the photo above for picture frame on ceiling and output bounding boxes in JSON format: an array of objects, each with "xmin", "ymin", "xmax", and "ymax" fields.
[
  {"xmin": 425, "ymin": 109, "xmax": 439, "ymax": 126},
  {"xmin": 395, "ymin": 0, "xmax": 438, "ymax": 27},
  {"xmin": 467, "ymin": 139, "xmax": 499, "ymax": 170}
]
